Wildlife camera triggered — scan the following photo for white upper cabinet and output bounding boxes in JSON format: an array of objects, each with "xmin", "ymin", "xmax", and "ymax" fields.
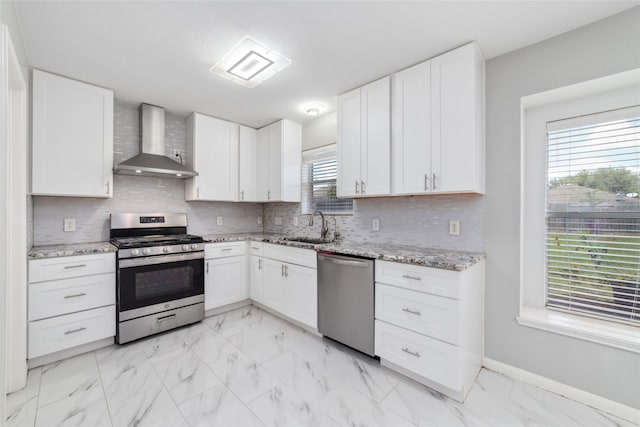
[
  {"xmin": 32, "ymin": 70, "xmax": 114, "ymax": 198},
  {"xmin": 337, "ymin": 76, "xmax": 391, "ymax": 198},
  {"xmin": 255, "ymin": 119, "xmax": 302, "ymax": 202},
  {"xmin": 185, "ymin": 113, "xmax": 239, "ymax": 201},
  {"xmin": 392, "ymin": 43, "xmax": 485, "ymax": 195},
  {"xmin": 238, "ymin": 125, "xmax": 257, "ymax": 202}
]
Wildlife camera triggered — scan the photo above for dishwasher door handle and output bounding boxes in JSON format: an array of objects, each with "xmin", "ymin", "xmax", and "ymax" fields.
[{"xmin": 320, "ymin": 255, "xmax": 370, "ymax": 268}]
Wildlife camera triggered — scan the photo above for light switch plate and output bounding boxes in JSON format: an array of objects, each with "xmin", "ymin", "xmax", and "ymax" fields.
[
  {"xmin": 63, "ymin": 218, "xmax": 76, "ymax": 232},
  {"xmin": 372, "ymin": 219, "xmax": 380, "ymax": 232},
  {"xmin": 449, "ymin": 220, "xmax": 461, "ymax": 236},
  {"xmin": 274, "ymin": 216, "xmax": 282, "ymax": 226},
  {"xmin": 216, "ymin": 216, "xmax": 223, "ymax": 225},
  {"xmin": 257, "ymin": 216, "xmax": 263, "ymax": 225}
]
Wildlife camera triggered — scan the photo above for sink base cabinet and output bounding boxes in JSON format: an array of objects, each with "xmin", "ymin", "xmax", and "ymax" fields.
[{"xmin": 374, "ymin": 259, "xmax": 484, "ymax": 402}]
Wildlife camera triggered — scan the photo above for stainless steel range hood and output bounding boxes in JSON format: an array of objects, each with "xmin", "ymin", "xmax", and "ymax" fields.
[{"xmin": 114, "ymin": 104, "xmax": 198, "ymax": 178}]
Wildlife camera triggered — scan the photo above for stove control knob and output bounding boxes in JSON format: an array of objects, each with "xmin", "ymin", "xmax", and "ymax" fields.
[
  {"xmin": 142, "ymin": 248, "xmax": 151, "ymax": 256},
  {"xmin": 131, "ymin": 249, "xmax": 140, "ymax": 256},
  {"xmin": 182, "ymin": 244, "xmax": 189, "ymax": 251},
  {"xmin": 163, "ymin": 247, "xmax": 170, "ymax": 253},
  {"xmin": 191, "ymin": 244, "xmax": 198, "ymax": 250}
]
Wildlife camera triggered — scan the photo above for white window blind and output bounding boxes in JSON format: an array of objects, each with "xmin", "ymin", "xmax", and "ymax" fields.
[
  {"xmin": 302, "ymin": 144, "xmax": 353, "ymax": 214},
  {"xmin": 546, "ymin": 105, "xmax": 640, "ymax": 326}
]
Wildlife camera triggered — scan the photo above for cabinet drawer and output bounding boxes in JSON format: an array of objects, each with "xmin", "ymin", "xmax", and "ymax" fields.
[
  {"xmin": 375, "ymin": 283, "xmax": 459, "ymax": 345},
  {"xmin": 263, "ymin": 243, "xmax": 316, "ymax": 268},
  {"xmin": 205, "ymin": 241, "xmax": 246, "ymax": 259},
  {"xmin": 248, "ymin": 241, "xmax": 264, "ymax": 256},
  {"xmin": 375, "ymin": 320, "xmax": 460, "ymax": 390},
  {"xmin": 29, "ymin": 253, "xmax": 115, "ymax": 283},
  {"xmin": 29, "ymin": 273, "xmax": 115, "ymax": 321},
  {"xmin": 375, "ymin": 260, "xmax": 460, "ymax": 299},
  {"xmin": 28, "ymin": 305, "xmax": 115, "ymax": 359}
]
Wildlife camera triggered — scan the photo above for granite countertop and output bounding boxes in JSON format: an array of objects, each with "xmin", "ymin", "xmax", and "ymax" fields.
[
  {"xmin": 204, "ymin": 233, "xmax": 483, "ymax": 271},
  {"xmin": 28, "ymin": 242, "xmax": 117, "ymax": 259}
]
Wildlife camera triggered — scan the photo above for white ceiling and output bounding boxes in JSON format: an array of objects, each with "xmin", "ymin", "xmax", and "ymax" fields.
[{"xmin": 13, "ymin": 1, "xmax": 638, "ymax": 128}]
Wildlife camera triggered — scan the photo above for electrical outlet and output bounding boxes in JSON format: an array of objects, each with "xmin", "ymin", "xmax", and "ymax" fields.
[
  {"xmin": 257, "ymin": 216, "xmax": 263, "ymax": 225},
  {"xmin": 274, "ymin": 216, "xmax": 282, "ymax": 226},
  {"xmin": 449, "ymin": 220, "xmax": 461, "ymax": 236},
  {"xmin": 216, "ymin": 216, "xmax": 223, "ymax": 226},
  {"xmin": 372, "ymin": 218, "xmax": 380, "ymax": 232},
  {"xmin": 293, "ymin": 216, "xmax": 299, "ymax": 226},
  {"xmin": 63, "ymin": 218, "xmax": 76, "ymax": 232},
  {"xmin": 171, "ymin": 149, "xmax": 181, "ymax": 159}
]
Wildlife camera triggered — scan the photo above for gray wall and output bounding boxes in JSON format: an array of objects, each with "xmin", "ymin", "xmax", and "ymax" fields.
[
  {"xmin": 485, "ymin": 7, "xmax": 640, "ymax": 409},
  {"xmin": 33, "ymin": 101, "xmax": 262, "ymax": 245}
]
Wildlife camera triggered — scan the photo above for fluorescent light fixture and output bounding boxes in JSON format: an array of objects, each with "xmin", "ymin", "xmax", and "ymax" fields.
[
  {"xmin": 210, "ymin": 36, "xmax": 291, "ymax": 88},
  {"xmin": 301, "ymin": 103, "xmax": 326, "ymax": 116}
]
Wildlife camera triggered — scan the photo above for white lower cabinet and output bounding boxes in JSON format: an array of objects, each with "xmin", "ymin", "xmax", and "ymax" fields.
[
  {"xmin": 255, "ymin": 243, "xmax": 317, "ymax": 330},
  {"xmin": 374, "ymin": 259, "xmax": 484, "ymax": 402},
  {"xmin": 204, "ymin": 242, "xmax": 248, "ymax": 310},
  {"xmin": 28, "ymin": 253, "xmax": 116, "ymax": 360}
]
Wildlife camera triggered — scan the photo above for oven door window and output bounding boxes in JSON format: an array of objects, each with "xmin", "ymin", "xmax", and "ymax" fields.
[{"xmin": 118, "ymin": 258, "xmax": 204, "ymax": 312}]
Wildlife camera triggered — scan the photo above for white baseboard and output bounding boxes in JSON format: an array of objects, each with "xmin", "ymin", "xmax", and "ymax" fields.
[{"xmin": 482, "ymin": 358, "xmax": 640, "ymax": 425}]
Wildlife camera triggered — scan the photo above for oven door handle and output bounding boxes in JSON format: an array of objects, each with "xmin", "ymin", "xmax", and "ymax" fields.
[{"xmin": 119, "ymin": 251, "xmax": 204, "ymax": 268}]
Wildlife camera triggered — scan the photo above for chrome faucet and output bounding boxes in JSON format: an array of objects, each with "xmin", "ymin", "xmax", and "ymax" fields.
[{"xmin": 309, "ymin": 211, "xmax": 329, "ymax": 240}]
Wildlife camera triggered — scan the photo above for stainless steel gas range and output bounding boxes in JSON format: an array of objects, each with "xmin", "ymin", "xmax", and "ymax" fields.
[{"xmin": 110, "ymin": 213, "xmax": 205, "ymax": 344}]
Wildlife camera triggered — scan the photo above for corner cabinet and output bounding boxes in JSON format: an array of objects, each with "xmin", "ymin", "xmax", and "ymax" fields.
[
  {"xmin": 337, "ymin": 76, "xmax": 391, "ymax": 198},
  {"xmin": 185, "ymin": 113, "xmax": 239, "ymax": 201},
  {"xmin": 32, "ymin": 70, "xmax": 114, "ymax": 198},
  {"xmin": 392, "ymin": 43, "xmax": 485, "ymax": 195},
  {"xmin": 256, "ymin": 119, "xmax": 302, "ymax": 202}
]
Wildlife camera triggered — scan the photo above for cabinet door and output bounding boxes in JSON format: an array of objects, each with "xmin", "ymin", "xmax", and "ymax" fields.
[
  {"xmin": 239, "ymin": 125, "xmax": 257, "ymax": 201},
  {"xmin": 268, "ymin": 122, "xmax": 283, "ymax": 201},
  {"xmin": 32, "ymin": 70, "xmax": 114, "ymax": 198},
  {"xmin": 256, "ymin": 126, "xmax": 270, "ymax": 202},
  {"xmin": 361, "ymin": 76, "xmax": 391, "ymax": 197},
  {"xmin": 250, "ymin": 256, "xmax": 264, "ymax": 303},
  {"xmin": 285, "ymin": 264, "xmax": 317, "ymax": 329},
  {"xmin": 262, "ymin": 258, "xmax": 288, "ymax": 315},
  {"xmin": 191, "ymin": 114, "xmax": 239, "ymax": 201},
  {"xmin": 393, "ymin": 62, "xmax": 432, "ymax": 195},
  {"xmin": 431, "ymin": 44, "xmax": 482, "ymax": 193},
  {"xmin": 280, "ymin": 120, "xmax": 302, "ymax": 202},
  {"xmin": 205, "ymin": 256, "xmax": 247, "ymax": 310},
  {"xmin": 337, "ymin": 87, "xmax": 362, "ymax": 197}
]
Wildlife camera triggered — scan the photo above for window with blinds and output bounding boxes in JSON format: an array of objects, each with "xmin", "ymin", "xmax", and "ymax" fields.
[
  {"xmin": 301, "ymin": 144, "xmax": 353, "ymax": 214},
  {"xmin": 546, "ymin": 105, "xmax": 640, "ymax": 326}
]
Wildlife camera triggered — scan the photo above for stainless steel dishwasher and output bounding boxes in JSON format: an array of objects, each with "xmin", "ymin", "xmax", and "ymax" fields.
[{"xmin": 317, "ymin": 252, "xmax": 375, "ymax": 357}]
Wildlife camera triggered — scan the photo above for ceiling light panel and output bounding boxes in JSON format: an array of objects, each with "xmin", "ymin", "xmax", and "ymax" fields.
[{"xmin": 211, "ymin": 36, "xmax": 291, "ymax": 88}]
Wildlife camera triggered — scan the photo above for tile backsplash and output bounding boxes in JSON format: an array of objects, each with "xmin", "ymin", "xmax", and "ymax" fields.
[
  {"xmin": 32, "ymin": 101, "xmax": 262, "ymax": 246},
  {"xmin": 264, "ymin": 194, "xmax": 484, "ymax": 253}
]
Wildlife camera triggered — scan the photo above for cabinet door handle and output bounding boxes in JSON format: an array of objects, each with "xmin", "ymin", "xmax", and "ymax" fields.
[
  {"xmin": 402, "ymin": 347, "xmax": 421, "ymax": 358},
  {"xmin": 361, "ymin": 180, "xmax": 365, "ymax": 194},
  {"xmin": 284, "ymin": 265, "xmax": 289, "ymax": 277},
  {"xmin": 64, "ymin": 264, "xmax": 87, "ymax": 269},
  {"xmin": 206, "ymin": 261, "xmax": 209, "ymax": 274},
  {"xmin": 432, "ymin": 173, "xmax": 437, "ymax": 191},
  {"xmin": 157, "ymin": 314, "xmax": 176, "ymax": 323},
  {"xmin": 64, "ymin": 326, "xmax": 86, "ymax": 335},
  {"xmin": 64, "ymin": 292, "xmax": 87, "ymax": 299},
  {"xmin": 424, "ymin": 174, "xmax": 429, "ymax": 191},
  {"xmin": 355, "ymin": 181, "xmax": 359, "ymax": 195},
  {"xmin": 258, "ymin": 259, "xmax": 262, "ymax": 269},
  {"xmin": 402, "ymin": 274, "xmax": 422, "ymax": 281},
  {"xmin": 106, "ymin": 181, "xmax": 110, "ymax": 195},
  {"xmin": 197, "ymin": 187, "xmax": 200, "ymax": 198},
  {"xmin": 402, "ymin": 308, "xmax": 421, "ymax": 316}
]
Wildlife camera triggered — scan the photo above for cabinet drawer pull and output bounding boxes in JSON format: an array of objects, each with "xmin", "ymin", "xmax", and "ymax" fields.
[
  {"xmin": 402, "ymin": 307, "xmax": 421, "ymax": 316},
  {"xmin": 355, "ymin": 181, "xmax": 359, "ymax": 195},
  {"xmin": 64, "ymin": 264, "xmax": 87, "ymax": 269},
  {"xmin": 221, "ymin": 248, "xmax": 233, "ymax": 252},
  {"xmin": 402, "ymin": 274, "xmax": 422, "ymax": 281},
  {"xmin": 64, "ymin": 292, "xmax": 87, "ymax": 299},
  {"xmin": 157, "ymin": 314, "xmax": 176, "ymax": 323},
  {"xmin": 64, "ymin": 326, "xmax": 87, "ymax": 335},
  {"xmin": 402, "ymin": 347, "xmax": 421, "ymax": 358}
]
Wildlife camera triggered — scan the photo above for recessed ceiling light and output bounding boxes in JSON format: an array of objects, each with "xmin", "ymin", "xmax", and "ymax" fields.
[
  {"xmin": 210, "ymin": 36, "xmax": 291, "ymax": 88},
  {"xmin": 301, "ymin": 103, "xmax": 326, "ymax": 116}
]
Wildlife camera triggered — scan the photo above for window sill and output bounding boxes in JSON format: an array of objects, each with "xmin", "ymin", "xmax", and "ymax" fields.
[
  {"xmin": 300, "ymin": 211, "xmax": 353, "ymax": 216},
  {"xmin": 517, "ymin": 306, "xmax": 640, "ymax": 354}
]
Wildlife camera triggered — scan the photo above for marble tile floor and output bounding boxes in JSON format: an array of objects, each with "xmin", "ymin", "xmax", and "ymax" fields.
[{"xmin": 5, "ymin": 305, "xmax": 637, "ymax": 427}]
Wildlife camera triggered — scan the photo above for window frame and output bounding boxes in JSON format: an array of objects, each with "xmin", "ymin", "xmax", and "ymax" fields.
[
  {"xmin": 301, "ymin": 144, "xmax": 354, "ymax": 215},
  {"xmin": 519, "ymin": 69, "xmax": 640, "ymax": 354}
]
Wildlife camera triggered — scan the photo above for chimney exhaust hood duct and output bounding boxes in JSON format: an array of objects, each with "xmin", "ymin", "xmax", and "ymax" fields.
[{"xmin": 114, "ymin": 104, "xmax": 198, "ymax": 178}]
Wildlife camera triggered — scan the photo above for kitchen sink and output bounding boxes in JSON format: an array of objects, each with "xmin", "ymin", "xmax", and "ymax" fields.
[{"xmin": 281, "ymin": 237, "xmax": 333, "ymax": 245}]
